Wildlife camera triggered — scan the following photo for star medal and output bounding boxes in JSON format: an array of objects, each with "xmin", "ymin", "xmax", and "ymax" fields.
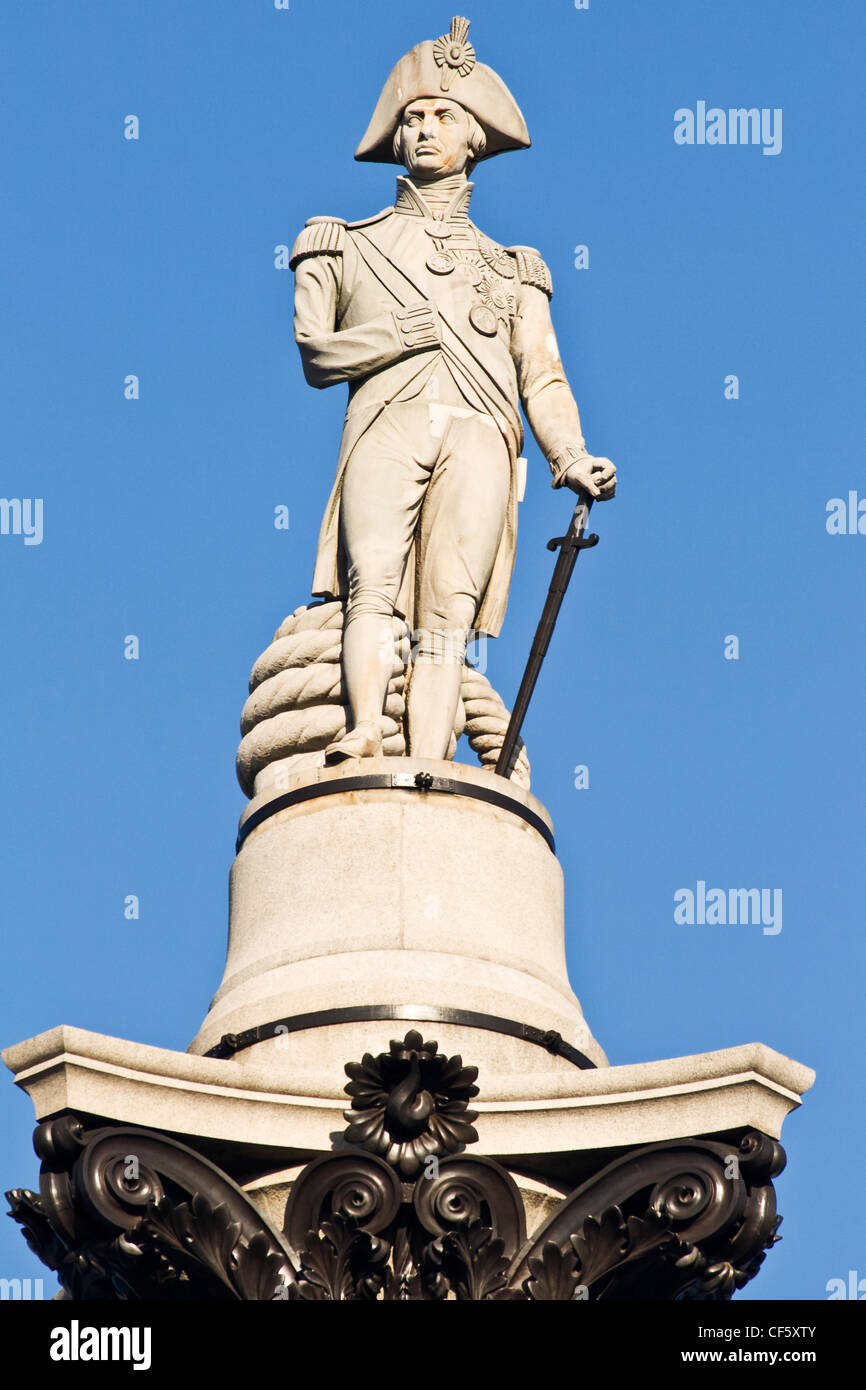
[
  {"xmin": 479, "ymin": 238, "xmax": 515, "ymax": 278},
  {"xmin": 469, "ymin": 303, "xmax": 499, "ymax": 336}
]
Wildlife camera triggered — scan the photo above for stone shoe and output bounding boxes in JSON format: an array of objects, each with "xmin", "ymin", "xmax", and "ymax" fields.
[{"xmin": 324, "ymin": 720, "xmax": 383, "ymax": 765}]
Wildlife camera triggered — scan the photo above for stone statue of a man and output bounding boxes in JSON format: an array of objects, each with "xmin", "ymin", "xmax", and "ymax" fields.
[{"xmin": 290, "ymin": 16, "xmax": 616, "ymax": 764}]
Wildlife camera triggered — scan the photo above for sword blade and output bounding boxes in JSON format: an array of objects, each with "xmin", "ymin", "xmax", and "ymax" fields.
[{"xmin": 494, "ymin": 494, "xmax": 596, "ymax": 779}]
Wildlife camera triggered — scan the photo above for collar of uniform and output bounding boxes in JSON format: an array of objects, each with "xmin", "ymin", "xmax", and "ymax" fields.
[{"xmin": 394, "ymin": 175, "xmax": 474, "ymax": 222}]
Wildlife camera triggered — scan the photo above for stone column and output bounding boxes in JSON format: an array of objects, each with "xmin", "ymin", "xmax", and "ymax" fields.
[{"xmin": 188, "ymin": 757, "xmax": 607, "ymax": 1094}]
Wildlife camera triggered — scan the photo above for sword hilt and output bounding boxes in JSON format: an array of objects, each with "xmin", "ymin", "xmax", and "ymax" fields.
[
  {"xmin": 546, "ymin": 530, "xmax": 599, "ymax": 553},
  {"xmin": 547, "ymin": 491, "xmax": 599, "ymax": 552}
]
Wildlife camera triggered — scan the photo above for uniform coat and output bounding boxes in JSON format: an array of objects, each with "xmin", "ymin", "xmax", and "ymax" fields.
[{"xmin": 291, "ymin": 177, "xmax": 590, "ymax": 637}]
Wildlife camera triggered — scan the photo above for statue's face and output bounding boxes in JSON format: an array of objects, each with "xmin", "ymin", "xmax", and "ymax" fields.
[{"xmin": 397, "ymin": 97, "xmax": 473, "ymax": 180}]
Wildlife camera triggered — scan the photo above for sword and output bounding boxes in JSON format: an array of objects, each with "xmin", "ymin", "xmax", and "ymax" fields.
[{"xmin": 495, "ymin": 492, "xmax": 600, "ymax": 779}]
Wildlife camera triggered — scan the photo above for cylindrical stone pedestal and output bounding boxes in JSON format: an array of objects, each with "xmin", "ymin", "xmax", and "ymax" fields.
[{"xmin": 189, "ymin": 758, "xmax": 607, "ymax": 1096}]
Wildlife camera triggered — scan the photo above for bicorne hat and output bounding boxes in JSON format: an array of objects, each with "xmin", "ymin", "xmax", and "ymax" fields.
[{"xmin": 355, "ymin": 16, "xmax": 530, "ymax": 164}]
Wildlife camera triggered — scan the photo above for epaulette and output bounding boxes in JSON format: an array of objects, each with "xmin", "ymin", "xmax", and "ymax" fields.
[
  {"xmin": 508, "ymin": 245, "xmax": 553, "ymax": 299},
  {"xmin": 347, "ymin": 207, "xmax": 394, "ymax": 230},
  {"xmin": 289, "ymin": 217, "xmax": 347, "ymax": 271}
]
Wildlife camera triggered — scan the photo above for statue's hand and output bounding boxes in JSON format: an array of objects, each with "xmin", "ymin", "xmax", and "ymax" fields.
[
  {"xmin": 561, "ymin": 455, "xmax": 616, "ymax": 500},
  {"xmin": 394, "ymin": 303, "xmax": 441, "ymax": 352}
]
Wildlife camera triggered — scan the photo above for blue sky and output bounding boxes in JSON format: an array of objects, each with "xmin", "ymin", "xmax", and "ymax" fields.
[{"xmin": 1, "ymin": 0, "xmax": 863, "ymax": 1301}]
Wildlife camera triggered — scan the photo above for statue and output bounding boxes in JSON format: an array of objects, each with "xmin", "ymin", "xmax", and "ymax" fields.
[{"xmin": 290, "ymin": 16, "xmax": 616, "ymax": 765}]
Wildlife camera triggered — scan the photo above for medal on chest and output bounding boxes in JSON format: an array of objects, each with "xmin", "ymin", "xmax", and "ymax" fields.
[
  {"xmin": 469, "ymin": 262, "xmax": 517, "ymax": 337},
  {"xmin": 468, "ymin": 303, "xmax": 499, "ymax": 336},
  {"xmin": 424, "ymin": 219, "xmax": 456, "ymax": 275},
  {"xmin": 421, "ymin": 222, "xmax": 517, "ymax": 336},
  {"xmin": 468, "ymin": 238, "xmax": 516, "ymax": 335}
]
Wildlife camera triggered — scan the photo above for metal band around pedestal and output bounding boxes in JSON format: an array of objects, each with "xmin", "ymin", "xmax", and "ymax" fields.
[
  {"xmin": 236, "ymin": 769, "xmax": 556, "ymax": 853},
  {"xmin": 205, "ymin": 1003, "xmax": 596, "ymax": 1069}
]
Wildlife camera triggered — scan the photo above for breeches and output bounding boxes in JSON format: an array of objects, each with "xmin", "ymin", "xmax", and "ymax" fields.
[{"xmin": 339, "ymin": 400, "xmax": 511, "ymax": 640}]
